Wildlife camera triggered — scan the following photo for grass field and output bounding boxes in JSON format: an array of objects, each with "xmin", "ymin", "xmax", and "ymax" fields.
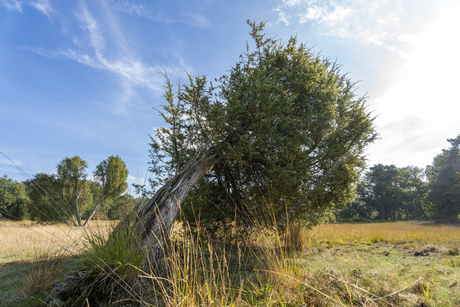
[
  {"xmin": 1, "ymin": 220, "xmax": 460, "ymax": 306},
  {"xmin": 0, "ymin": 220, "xmax": 117, "ymax": 264}
]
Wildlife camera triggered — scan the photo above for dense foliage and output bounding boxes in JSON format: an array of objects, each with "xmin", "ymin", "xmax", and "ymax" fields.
[
  {"xmin": 1, "ymin": 155, "xmax": 133, "ymax": 224},
  {"xmin": 337, "ymin": 134, "xmax": 460, "ymax": 221},
  {"xmin": 0, "ymin": 175, "xmax": 31, "ymax": 220},
  {"xmin": 145, "ymin": 20, "xmax": 377, "ymax": 231},
  {"xmin": 56, "ymin": 156, "xmax": 93, "ymax": 226},
  {"xmin": 337, "ymin": 164, "xmax": 430, "ymax": 220},
  {"xmin": 426, "ymin": 135, "xmax": 460, "ymax": 218}
]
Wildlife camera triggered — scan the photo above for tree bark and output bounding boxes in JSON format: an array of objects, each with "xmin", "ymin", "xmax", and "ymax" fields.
[
  {"xmin": 122, "ymin": 151, "xmax": 223, "ymax": 270},
  {"xmin": 74, "ymin": 179, "xmax": 82, "ymax": 226}
]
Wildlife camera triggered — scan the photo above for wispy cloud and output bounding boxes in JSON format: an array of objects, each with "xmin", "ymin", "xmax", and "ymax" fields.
[
  {"xmin": 178, "ymin": 11, "xmax": 210, "ymax": 28},
  {"xmin": 113, "ymin": 1, "xmax": 173, "ymax": 23},
  {"xmin": 113, "ymin": 0, "xmax": 210, "ymax": 28},
  {"xmin": 23, "ymin": 2, "xmax": 189, "ymax": 113},
  {"xmin": 274, "ymin": 0, "xmax": 426, "ymax": 51},
  {"xmin": 77, "ymin": 3, "xmax": 179, "ymax": 89},
  {"xmin": 0, "ymin": 157, "xmax": 24, "ymax": 167},
  {"xmin": 299, "ymin": 4, "xmax": 352, "ymax": 25},
  {"xmin": 23, "ymin": 46, "xmax": 103, "ymax": 68},
  {"xmin": 1, "ymin": 0, "xmax": 55, "ymax": 17},
  {"xmin": 1, "ymin": 0, "xmax": 22, "ymax": 12},
  {"xmin": 30, "ymin": 0, "xmax": 54, "ymax": 18}
]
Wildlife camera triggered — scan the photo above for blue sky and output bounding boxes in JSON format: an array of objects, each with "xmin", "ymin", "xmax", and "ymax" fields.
[{"xmin": 1, "ymin": 0, "xmax": 459, "ymax": 190}]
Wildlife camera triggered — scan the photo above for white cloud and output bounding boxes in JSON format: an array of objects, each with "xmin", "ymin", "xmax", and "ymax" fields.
[
  {"xmin": 24, "ymin": 46, "xmax": 103, "ymax": 68},
  {"xmin": 74, "ymin": 3, "xmax": 184, "ymax": 109},
  {"xmin": 113, "ymin": 0, "xmax": 210, "ymax": 28},
  {"xmin": 113, "ymin": 1, "xmax": 172, "ymax": 23},
  {"xmin": 274, "ymin": 0, "xmax": 425, "ymax": 51},
  {"xmin": 274, "ymin": 8, "xmax": 291, "ymax": 25},
  {"xmin": 0, "ymin": 156, "xmax": 24, "ymax": 167},
  {"xmin": 0, "ymin": 0, "xmax": 22, "ymax": 12},
  {"xmin": 1, "ymin": 0, "xmax": 55, "ymax": 17},
  {"xmin": 30, "ymin": 0, "xmax": 54, "ymax": 18},
  {"xmin": 24, "ymin": 2, "xmax": 190, "ymax": 113},
  {"xmin": 274, "ymin": 0, "xmax": 460, "ymax": 169},
  {"xmin": 179, "ymin": 11, "xmax": 210, "ymax": 28}
]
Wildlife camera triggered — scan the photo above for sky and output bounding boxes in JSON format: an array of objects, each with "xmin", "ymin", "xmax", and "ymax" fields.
[{"xmin": 1, "ymin": 0, "xmax": 459, "ymax": 190}]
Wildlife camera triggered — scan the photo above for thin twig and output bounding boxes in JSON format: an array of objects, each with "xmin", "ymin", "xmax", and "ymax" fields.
[{"xmin": 367, "ymin": 276, "xmax": 422, "ymax": 302}]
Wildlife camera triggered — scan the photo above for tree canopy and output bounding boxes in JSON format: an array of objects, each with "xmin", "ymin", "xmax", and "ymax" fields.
[
  {"xmin": 0, "ymin": 175, "xmax": 30, "ymax": 220},
  {"xmin": 56, "ymin": 156, "xmax": 92, "ymax": 226},
  {"xmin": 20, "ymin": 155, "xmax": 129, "ymax": 225},
  {"xmin": 338, "ymin": 164, "xmax": 430, "ymax": 221},
  {"xmin": 426, "ymin": 134, "xmax": 460, "ymax": 218},
  {"xmin": 84, "ymin": 155, "xmax": 129, "ymax": 226},
  {"xmin": 145, "ymin": 20, "xmax": 377, "ymax": 231}
]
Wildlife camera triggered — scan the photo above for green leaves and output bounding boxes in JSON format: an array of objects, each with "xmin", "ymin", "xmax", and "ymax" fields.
[
  {"xmin": 57, "ymin": 156, "xmax": 88, "ymax": 184},
  {"xmin": 22, "ymin": 155, "xmax": 129, "ymax": 225},
  {"xmin": 94, "ymin": 155, "xmax": 128, "ymax": 198},
  {"xmin": 426, "ymin": 134, "xmax": 460, "ymax": 218},
  {"xmin": 0, "ymin": 175, "xmax": 31, "ymax": 220},
  {"xmin": 148, "ymin": 20, "xmax": 377, "ymax": 228}
]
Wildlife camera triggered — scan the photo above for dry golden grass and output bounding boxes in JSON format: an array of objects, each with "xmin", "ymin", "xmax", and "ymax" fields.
[
  {"xmin": 0, "ymin": 220, "xmax": 116, "ymax": 263},
  {"xmin": 305, "ymin": 222, "xmax": 460, "ymax": 246},
  {"xmin": 2, "ymin": 220, "xmax": 460, "ymax": 306}
]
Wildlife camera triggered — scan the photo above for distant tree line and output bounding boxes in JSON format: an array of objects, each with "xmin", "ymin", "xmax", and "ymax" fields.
[
  {"xmin": 0, "ymin": 155, "xmax": 141, "ymax": 225},
  {"xmin": 2, "ymin": 136, "xmax": 459, "ymax": 225},
  {"xmin": 336, "ymin": 134, "xmax": 460, "ymax": 221}
]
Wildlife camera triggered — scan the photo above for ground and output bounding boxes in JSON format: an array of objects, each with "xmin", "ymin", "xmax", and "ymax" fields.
[{"xmin": 1, "ymin": 220, "xmax": 460, "ymax": 306}]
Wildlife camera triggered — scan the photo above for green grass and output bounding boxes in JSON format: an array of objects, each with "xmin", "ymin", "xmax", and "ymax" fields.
[{"xmin": 2, "ymin": 221, "xmax": 460, "ymax": 306}]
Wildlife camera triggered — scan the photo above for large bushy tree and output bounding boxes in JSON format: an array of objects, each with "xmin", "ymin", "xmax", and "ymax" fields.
[
  {"xmin": 426, "ymin": 135, "xmax": 460, "ymax": 219},
  {"xmin": 25, "ymin": 172, "xmax": 74, "ymax": 222},
  {"xmin": 399, "ymin": 166, "xmax": 431, "ymax": 219},
  {"xmin": 128, "ymin": 21, "xmax": 377, "ymax": 266},
  {"xmin": 0, "ymin": 175, "xmax": 30, "ymax": 220}
]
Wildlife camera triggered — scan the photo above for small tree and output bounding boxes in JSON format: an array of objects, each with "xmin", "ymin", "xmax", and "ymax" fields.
[
  {"xmin": 57, "ymin": 156, "xmax": 92, "ymax": 226},
  {"xmin": 84, "ymin": 155, "xmax": 128, "ymax": 226}
]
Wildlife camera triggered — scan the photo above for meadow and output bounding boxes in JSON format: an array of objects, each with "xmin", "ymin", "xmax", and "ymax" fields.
[{"xmin": 1, "ymin": 220, "xmax": 460, "ymax": 306}]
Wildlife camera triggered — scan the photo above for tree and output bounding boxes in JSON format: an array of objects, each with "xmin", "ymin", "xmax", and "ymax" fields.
[
  {"xmin": 398, "ymin": 166, "xmax": 430, "ymax": 219},
  {"xmin": 426, "ymin": 134, "xmax": 460, "ymax": 219},
  {"xmin": 57, "ymin": 156, "xmax": 93, "ymax": 226},
  {"xmin": 344, "ymin": 164, "xmax": 431, "ymax": 221},
  {"xmin": 123, "ymin": 20, "xmax": 376, "ymax": 267},
  {"xmin": 0, "ymin": 175, "xmax": 31, "ymax": 220},
  {"xmin": 358, "ymin": 164, "xmax": 404, "ymax": 220},
  {"xmin": 25, "ymin": 173, "xmax": 69, "ymax": 222},
  {"xmin": 25, "ymin": 155, "xmax": 128, "ymax": 225},
  {"xmin": 83, "ymin": 155, "xmax": 129, "ymax": 226}
]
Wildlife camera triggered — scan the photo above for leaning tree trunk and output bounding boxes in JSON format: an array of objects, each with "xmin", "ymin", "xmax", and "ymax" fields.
[{"xmin": 122, "ymin": 151, "xmax": 223, "ymax": 270}]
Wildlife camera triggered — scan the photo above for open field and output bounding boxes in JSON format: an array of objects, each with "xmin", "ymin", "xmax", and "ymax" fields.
[
  {"xmin": 0, "ymin": 220, "xmax": 117, "ymax": 263},
  {"xmin": 304, "ymin": 222, "xmax": 460, "ymax": 246},
  {"xmin": 1, "ymin": 220, "xmax": 460, "ymax": 306}
]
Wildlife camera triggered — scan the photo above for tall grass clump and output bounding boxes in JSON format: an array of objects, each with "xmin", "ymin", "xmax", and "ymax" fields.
[
  {"xmin": 80, "ymin": 222, "xmax": 144, "ymax": 281},
  {"xmin": 145, "ymin": 222, "xmax": 241, "ymax": 307},
  {"xmin": 52, "ymin": 219, "xmax": 147, "ymax": 306}
]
